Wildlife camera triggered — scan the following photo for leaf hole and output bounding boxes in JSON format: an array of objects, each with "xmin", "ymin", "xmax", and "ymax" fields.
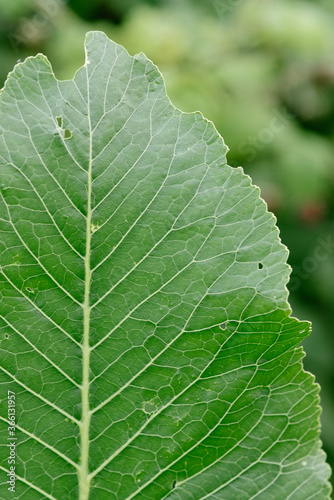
[
  {"xmin": 258, "ymin": 262, "xmax": 264, "ymax": 270},
  {"xmin": 172, "ymin": 480, "xmax": 177, "ymax": 489},
  {"xmin": 143, "ymin": 402, "xmax": 157, "ymax": 414},
  {"xmin": 5, "ymin": 334, "xmax": 9, "ymax": 339},
  {"xmin": 219, "ymin": 322, "xmax": 227, "ymax": 330},
  {"xmin": 26, "ymin": 287, "xmax": 34, "ymax": 293},
  {"xmin": 64, "ymin": 129, "xmax": 72, "ymax": 139},
  {"xmin": 56, "ymin": 116, "xmax": 62, "ymax": 127}
]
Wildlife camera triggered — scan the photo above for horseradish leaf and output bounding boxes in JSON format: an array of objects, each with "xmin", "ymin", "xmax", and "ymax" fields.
[{"xmin": 0, "ymin": 32, "xmax": 331, "ymax": 499}]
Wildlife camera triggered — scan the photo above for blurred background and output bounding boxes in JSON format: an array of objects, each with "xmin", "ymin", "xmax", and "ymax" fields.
[{"xmin": 0, "ymin": 0, "xmax": 333, "ymax": 487}]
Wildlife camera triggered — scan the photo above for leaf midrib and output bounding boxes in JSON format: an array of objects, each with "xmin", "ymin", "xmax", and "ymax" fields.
[{"xmin": 79, "ymin": 53, "xmax": 93, "ymax": 500}]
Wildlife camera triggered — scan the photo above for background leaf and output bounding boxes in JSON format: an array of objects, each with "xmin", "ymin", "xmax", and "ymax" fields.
[{"xmin": 0, "ymin": 31, "xmax": 331, "ymax": 499}]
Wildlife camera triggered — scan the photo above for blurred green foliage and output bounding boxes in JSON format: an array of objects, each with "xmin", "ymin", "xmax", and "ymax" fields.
[{"xmin": 1, "ymin": 0, "xmax": 333, "ymax": 485}]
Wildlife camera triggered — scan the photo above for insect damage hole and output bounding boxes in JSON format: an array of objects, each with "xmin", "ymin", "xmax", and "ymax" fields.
[
  {"xmin": 258, "ymin": 262, "xmax": 264, "ymax": 270},
  {"xmin": 56, "ymin": 117, "xmax": 72, "ymax": 139},
  {"xmin": 219, "ymin": 322, "xmax": 227, "ymax": 330}
]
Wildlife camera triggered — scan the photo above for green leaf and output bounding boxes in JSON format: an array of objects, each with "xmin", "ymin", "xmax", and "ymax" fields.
[{"xmin": 0, "ymin": 31, "xmax": 331, "ymax": 499}]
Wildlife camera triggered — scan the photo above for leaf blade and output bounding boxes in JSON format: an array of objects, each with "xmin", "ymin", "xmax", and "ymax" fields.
[{"xmin": 0, "ymin": 31, "xmax": 331, "ymax": 499}]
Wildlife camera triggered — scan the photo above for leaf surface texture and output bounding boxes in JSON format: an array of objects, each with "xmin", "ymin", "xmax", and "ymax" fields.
[{"xmin": 0, "ymin": 32, "xmax": 331, "ymax": 499}]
